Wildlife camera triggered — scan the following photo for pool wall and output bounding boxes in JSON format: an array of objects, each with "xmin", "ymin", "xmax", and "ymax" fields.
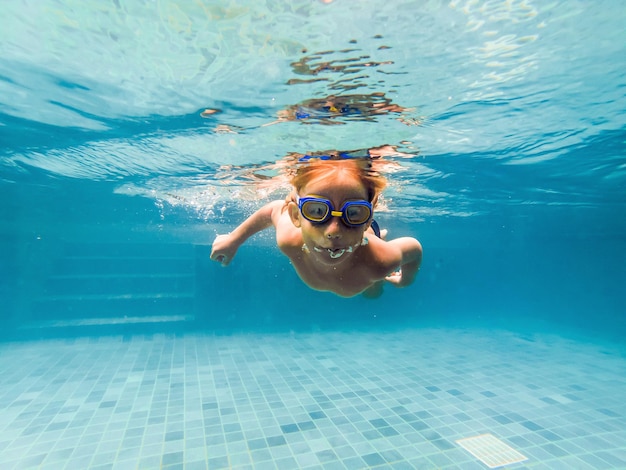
[{"xmin": 2, "ymin": 177, "xmax": 624, "ymax": 342}]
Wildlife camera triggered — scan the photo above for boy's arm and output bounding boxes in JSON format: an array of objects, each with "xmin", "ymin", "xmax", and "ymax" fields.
[
  {"xmin": 210, "ymin": 200, "xmax": 285, "ymax": 266},
  {"xmin": 385, "ymin": 237, "xmax": 423, "ymax": 287}
]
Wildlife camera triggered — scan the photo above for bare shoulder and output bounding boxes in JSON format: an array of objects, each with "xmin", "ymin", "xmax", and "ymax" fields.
[
  {"xmin": 267, "ymin": 199, "xmax": 288, "ymax": 220},
  {"xmin": 387, "ymin": 236, "xmax": 423, "ymax": 258},
  {"xmin": 365, "ymin": 235, "xmax": 422, "ymax": 272},
  {"xmin": 274, "ymin": 206, "xmax": 302, "ymax": 252}
]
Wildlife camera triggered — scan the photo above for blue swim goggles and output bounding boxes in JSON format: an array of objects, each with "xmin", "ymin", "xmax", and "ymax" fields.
[{"xmin": 298, "ymin": 196, "xmax": 373, "ymax": 227}]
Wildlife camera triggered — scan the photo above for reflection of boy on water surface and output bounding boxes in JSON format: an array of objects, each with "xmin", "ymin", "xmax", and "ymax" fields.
[
  {"xmin": 201, "ymin": 93, "xmax": 420, "ymax": 130},
  {"xmin": 263, "ymin": 93, "xmax": 417, "ymax": 126}
]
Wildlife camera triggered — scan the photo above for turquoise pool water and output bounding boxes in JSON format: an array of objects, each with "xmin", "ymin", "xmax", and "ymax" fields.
[{"xmin": 1, "ymin": 1, "xmax": 624, "ymax": 469}]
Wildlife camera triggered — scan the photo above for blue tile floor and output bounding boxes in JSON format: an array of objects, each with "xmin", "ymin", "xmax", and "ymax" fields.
[{"xmin": 0, "ymin": 328, "xmax": 624, "ymax": 469}]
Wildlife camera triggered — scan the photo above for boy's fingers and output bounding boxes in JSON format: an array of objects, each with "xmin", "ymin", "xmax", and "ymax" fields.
[{"xmin": 210, "ymin": 252, "xmax": 228, "ymax": 265}]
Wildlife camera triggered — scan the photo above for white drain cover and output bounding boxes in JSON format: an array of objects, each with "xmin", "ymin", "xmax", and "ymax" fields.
[{"xmin": 456, "ymin": 433, "xmax": 528, "ymax": 468}]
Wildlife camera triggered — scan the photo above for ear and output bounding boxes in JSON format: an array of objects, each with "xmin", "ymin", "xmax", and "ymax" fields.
[{"xmin": 288, "ymin": 201, "xmax": 302, "ymax": 228}]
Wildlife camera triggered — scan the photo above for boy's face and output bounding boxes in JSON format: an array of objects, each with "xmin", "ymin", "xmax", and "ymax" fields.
[{"xmin": 289, "ymin": 171, "xmax": 371, "ymax": 266}]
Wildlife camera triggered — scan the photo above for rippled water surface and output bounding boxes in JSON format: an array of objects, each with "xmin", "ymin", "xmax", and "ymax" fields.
[{"xmin": 2, "ymin": 0, "xmax": 624, "ymax": 218}]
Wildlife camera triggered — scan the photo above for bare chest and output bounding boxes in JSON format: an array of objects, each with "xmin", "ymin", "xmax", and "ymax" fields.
[{"xmin": 289, "ymin": 256, "xmax": 376, "ymax": 297}]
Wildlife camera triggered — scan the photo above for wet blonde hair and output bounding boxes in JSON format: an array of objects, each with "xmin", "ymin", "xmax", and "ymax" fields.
[{"xmin": 288, "ymin": 157, "xmax": 386, "ymax": 204}]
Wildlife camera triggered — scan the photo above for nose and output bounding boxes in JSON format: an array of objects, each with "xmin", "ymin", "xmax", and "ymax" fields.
[{"xmin": 324, "ymin": 217, "xmax": 343, "ymax": 239}]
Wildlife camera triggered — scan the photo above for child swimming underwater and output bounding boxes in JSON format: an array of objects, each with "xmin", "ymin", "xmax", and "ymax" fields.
[{"xmin": 210, "ymin": 156, "xmax": 422, "ymax": 298}]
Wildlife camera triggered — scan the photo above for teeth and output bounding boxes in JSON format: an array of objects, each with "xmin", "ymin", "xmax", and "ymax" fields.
[
  {"xmin": 328, "ymin": 249, "xmax": 346, "ymax": 259},
  {"xmin": 313, "ymin": 245, "xmax": 356, "ymax": 259}
]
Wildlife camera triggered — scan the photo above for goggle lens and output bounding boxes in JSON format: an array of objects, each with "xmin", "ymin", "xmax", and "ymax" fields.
[
  {"xmin": 301, "ymin": 201, "xmax": 330, "ymax": 222},
  {"xmin": 344, "ymin": 203, "xmax": 371, "ymax": 224}
]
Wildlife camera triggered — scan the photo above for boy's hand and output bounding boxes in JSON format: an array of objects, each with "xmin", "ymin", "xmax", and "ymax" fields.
[
  {"xmin": 384, "ymin": 269, "xmax": 405, "ymax": 286},
  {"xmin": 210, "ymin": 234, "xmax": 239, "ymax": 266},
  {"xmin": 384, "ymin": 238, "xmax": 422, "ymax": 288}
]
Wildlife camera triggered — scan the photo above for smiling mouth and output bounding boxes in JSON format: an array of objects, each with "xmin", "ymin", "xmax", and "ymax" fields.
[{"xmin": 313, "ymin": 246, "xmax": 353, "ymax": 259}]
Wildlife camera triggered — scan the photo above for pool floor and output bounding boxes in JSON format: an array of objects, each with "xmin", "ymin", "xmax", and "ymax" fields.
[{"xmin": 0, "ymin": 328, "xmax": 624, "ymax": 469}]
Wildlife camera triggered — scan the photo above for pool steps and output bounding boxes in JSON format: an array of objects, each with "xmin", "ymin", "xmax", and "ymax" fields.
[{"xmin": 22, "ymin": 242, "xmax": 199, "ymax": 335}]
